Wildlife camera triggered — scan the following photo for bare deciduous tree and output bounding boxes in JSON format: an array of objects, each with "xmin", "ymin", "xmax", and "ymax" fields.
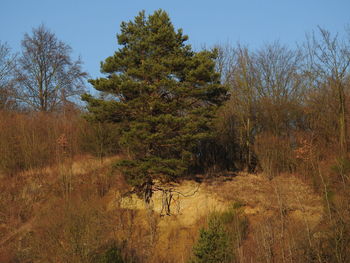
[
  {"xmin": 254, "ymin": 42, "xmax": 304, "ymax": 135},
  {"xmin": 305, "ymin": 27, "xmax": 350, "ymax": 156},
  {"xmin": 15, "ymin": 25, "xmax": 87, "ymax": 112},
  {"xmin": 217, "ymin": 42, "xmax": 304, "ymax": 171},
  {"xmin": 230, "ymin": 45, "xmax": 259, "ymax": 170},
  {"xmin": 0, "ymin": 42, "xmax": 16, "ymax": 109}
]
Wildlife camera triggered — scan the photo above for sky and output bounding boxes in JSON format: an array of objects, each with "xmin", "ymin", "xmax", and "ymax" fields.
[{"xmin": 1, "ymin": 0, "xmax": 350, "ymax": 85}]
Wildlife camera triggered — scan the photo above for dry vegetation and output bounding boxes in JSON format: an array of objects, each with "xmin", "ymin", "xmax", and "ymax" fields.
[
  {"xmin": 1, "ymin": 14, "xmax": 350, "ymax": 263},
  {"xmin": 0, "ymin": 144, "xmax": 338, "ymax": 263},
  {"xmin": 0, "ymin": 106, "xmax": 349, "ymax": 263}
]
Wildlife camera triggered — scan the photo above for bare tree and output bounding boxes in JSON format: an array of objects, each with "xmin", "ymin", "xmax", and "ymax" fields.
[
  {"xmin": 215, "ymin": 43, "xmax": 236, "ymax": 84},
  {"xmin": 219, "ymin": 44, "xmax": 259, "ymax": 170},
  {"xmin": 218, "ymin": 42, "xmax": 303, "ymax": 170},
  {"xmin": 305, "ymin": 27, "xmax": 350, "ymax": 156},
  {"xmin": 0, "ymin": 42, "xmax": 16, "ymax": 109},
  {"xmin": 15, "ymin": 25, "xmax": 87, "ymax": 112},
  {"xmin": 254, "ymin": 42, "xmax": 304, "ymax": 135}
]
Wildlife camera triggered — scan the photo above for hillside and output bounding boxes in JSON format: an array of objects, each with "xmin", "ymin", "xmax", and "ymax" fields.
[{"xmin": 0, "ymin": 156, "xmax": 325, "ymax": 262}]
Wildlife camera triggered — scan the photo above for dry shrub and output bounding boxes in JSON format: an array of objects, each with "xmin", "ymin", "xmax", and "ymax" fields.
[
  {"xmin": 7, "ymin": 162, "xmax": 137, "ymax": 263},
  {"xmin": 79, "ymin": 121, "xmax": 120, "ymax": 162},
  {"xmin": 0, "ymin": 110, "xmax": 120, "ymax": 177},
  {"xmin": 0, "ymin": 153, "xmax": 131, "ymax": 262},
  {"xmin": 22, "ymin": 197, "xmax": 113, "ymax": 263},
  {"xmin": 0, "ymin": 175, "xmax": 33, "ymax": 233},
  {"xmin": 292, "ymin": 132, "xmax": 350, "ymax": 262},
  {"xmin": 254, "ymin": 133, "xmax": 296, "ymax": 179},
  {"xmin": 0, "ymin": 111, "xmax": 76, "ymax": 175},
  {"xmin": 251, "ymin": 217, "xmax": 305, "ymax": 263}
]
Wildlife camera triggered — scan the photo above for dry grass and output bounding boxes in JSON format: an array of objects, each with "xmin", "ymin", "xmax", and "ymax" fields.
[
  {"xmin": 115, "ymin": 172, "xmax": 324, "ymax": 263},
  {"xmin": 0, "ymin": 152, "xmax": 327, "ymax": 263}
]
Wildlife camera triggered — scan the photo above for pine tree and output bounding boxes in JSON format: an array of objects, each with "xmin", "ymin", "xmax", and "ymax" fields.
[
  {"xmin": 191, "ymin": 215, "xmax": 233, "ymax": 263},
  {"xmin": 83, "ymin": 10, "xmax": 228, "ymax": 197}
]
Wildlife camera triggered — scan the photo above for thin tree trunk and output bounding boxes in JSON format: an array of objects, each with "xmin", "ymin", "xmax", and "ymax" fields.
[{"xmin": 338, "ymin": 83, "xmax": 347, "ymax": 157}]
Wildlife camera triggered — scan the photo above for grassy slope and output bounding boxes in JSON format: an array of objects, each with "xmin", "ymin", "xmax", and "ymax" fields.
[{"xmin": 0, "ymin": 156, "xmax": 324, "ymax": 262}]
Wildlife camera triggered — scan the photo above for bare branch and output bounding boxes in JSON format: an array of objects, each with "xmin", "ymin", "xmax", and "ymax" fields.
[{"xmin": 14, "ymin": 24, "xmax": 88, "ymax": 112}]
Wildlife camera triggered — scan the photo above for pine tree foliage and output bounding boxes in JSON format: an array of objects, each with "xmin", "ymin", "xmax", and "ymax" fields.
[
  {"xmin": 190, "ymin": 204, "xmax": 247, "ymax": 263},
  {"xmin": 191, "ymin": 214, "xmax": 233, "ymax": 263},
  {"xmin": 83, "ymin": 10, "xmax": 228, "ymax": 189}
]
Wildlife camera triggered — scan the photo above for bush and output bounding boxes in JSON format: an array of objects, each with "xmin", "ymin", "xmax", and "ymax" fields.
[
  {"xmin": 79, "ymin": 121, "xmax": 120, "ymax": 161},
  {"xmin": 190, "ymin": 203, "xmax": 248, "ymax": 263},
  {"xmin": 0, "ymin": 112, "xmax": 61, "ymax": 175},
  {"xmin": 254, "ymin": 133, "xmax": 296, "ymax": 178},
  {"xmin": 92, "ymin": 243, "xmax": 125, "ymax": 263},
  {"xmin": 330, "ymin": 157, "xmax": 350, "ymax": 185},
  {"xmin": 191, "ymin": 214, "xmax": 232, "ymax": 263},
  {"xmin": 0, "ymin": 111, "xmax": 120, "ymax": 176}
]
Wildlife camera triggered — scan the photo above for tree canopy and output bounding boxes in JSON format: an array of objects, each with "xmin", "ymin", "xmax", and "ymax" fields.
[
  {"xmin": 15, "ymin": 25, "xmax": 87, "ymax": 112},
  {"xmin": 0, "ymin": 42, "xmax": 17, "ymax": 110},
  {"xmin": 83, "ymin": 9, "xmax": 228, "ymax": 194}
]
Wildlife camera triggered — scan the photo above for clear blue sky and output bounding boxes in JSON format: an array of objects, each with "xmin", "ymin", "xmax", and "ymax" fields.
[{"xmin": 1, "ymin": 0, "xmax": 350, "ymax": 83}]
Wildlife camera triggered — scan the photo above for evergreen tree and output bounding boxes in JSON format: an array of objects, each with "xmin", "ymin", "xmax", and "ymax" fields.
[
  {"xmin": 83, "ymin": 10, "xmax": 228, "ymax": 197},
  {"xmin": 190, "ymin": 204, "xmax": 247, "ymax": 263},
  {"xmin": 191, "ymin": 214, "xmax": 233, "ymax": 263}
]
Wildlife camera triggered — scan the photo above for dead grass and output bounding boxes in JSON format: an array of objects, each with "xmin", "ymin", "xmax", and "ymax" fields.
[
  {"xmin": 1, "ymin": 155, "xmax": 325, "ymax": 263},
  {"xmin": 116, "ymin": 172, "xmax": 324, "ymax": 263}
]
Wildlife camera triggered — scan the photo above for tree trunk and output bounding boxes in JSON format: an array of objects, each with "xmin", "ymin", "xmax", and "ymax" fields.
[{"xmin": 338, "ymin": 82, "xmax": 347, "ymax": 157}]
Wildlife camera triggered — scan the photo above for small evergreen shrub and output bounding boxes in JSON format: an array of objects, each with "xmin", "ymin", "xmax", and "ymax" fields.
[
  {"xmin": 190, "ymin": 203, "xmax": 248, "ymax": 263},
  {"xmin": 92, "ymin": 243, "xmax": 124, "ymax": 263}
]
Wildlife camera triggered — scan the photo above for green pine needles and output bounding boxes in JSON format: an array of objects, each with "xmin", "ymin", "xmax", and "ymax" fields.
[
  {"xmin": 83, "ymin": 9, "xmax": 228, "ymax": 194},
  {"xmin": 190, "ymin": 204, "xmax": 248, "ymax": 263},
  {"xmin": 191, "ymin": 214, "xmax": 233, "ymax": 263}
]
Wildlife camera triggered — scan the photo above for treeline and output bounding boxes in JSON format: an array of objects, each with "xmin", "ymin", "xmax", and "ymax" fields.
[
  {"xmin": 2, "ymin": 22, "xmax": 350, "ymax": 182},
  {"xmin": 204, "ymin": 29, "xmax": 350, "ymax": 179}
]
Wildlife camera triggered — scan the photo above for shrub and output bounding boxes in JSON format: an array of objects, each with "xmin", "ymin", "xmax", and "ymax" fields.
[
  {"xmin": 190, "ymin": 203, "xmax": 248, "ymax": 263},
  {"xmin": 92, "ymin": 243, "xmax": 125, "ymax": 263},
  {"xmin": 0, "ymin": 110, "xmax": 120, "ymax": 176},
  {"xmin": 330, "ymin": 157, "xmax": 350, "ymax": 186},
  {"xmin": 191, "ymin": 214, "xmax": 232, "ymax": 263},
  {"xmin": 79, "ymin": 121, "xmax": 120, "ymax": 161},
  {"xmin": 254, "ymin": 133, "xmax": 296, "ymax": 178}
]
